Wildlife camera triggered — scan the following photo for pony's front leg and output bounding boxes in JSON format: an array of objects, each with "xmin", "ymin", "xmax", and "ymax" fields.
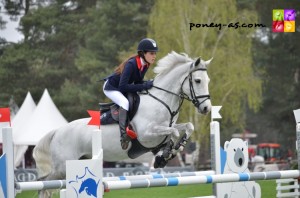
[
  {"xmin": 172, "ymin": 122, "xmax": 194, "ymax": 151},
  {"xmin": 143, "ymin": 125, "xmax": 180, "ymax": 139},
  {"xmin": 159, "ymin": 122, "xmax": 195, "ymax": 164},
  {"xmin": 146, "ymin": 125, "xmax": 180, "ymax": 158},
  {"xmin": 142, "ymin": 124, "xmax": 180, "ymax": 168}
]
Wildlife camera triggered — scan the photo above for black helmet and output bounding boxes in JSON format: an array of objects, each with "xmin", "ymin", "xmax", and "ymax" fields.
[{"xmin": 137, "ymin": 38, "xmax": 158, "ymax": 52}]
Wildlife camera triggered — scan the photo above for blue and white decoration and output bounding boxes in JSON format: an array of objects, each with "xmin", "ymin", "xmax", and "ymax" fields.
[
  {"xmin": 66, "ymin": 159, "xmax": 102, "ymax": 198},
  {"xmin": 0, "ymin": 154, "xmax": 7, "ymax": 198}
]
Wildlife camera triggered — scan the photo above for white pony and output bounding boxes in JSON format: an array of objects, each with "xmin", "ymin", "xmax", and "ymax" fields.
[{"xmin": 33, "ymin": 51, "xmax": 212, "ymax": 196}]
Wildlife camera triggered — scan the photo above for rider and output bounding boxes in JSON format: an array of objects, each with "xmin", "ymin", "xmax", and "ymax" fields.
[{"xmin": 103, "ymin": 38, "xmax": 158, "ymax": 150}]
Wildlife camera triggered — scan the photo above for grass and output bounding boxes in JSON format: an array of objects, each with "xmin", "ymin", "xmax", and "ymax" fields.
[{"xmin": 16, "ymin": 180, "xmax": 276, "ymax": 198}]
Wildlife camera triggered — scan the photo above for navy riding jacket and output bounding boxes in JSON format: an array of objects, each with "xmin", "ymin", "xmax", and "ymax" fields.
[{"xmin": 104, "ymin": 56, "xmax": 149, "ymax": 93}]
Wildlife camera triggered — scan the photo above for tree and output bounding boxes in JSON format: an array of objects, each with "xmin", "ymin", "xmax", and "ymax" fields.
[
  {"xmin": 148, "ymin": 0, "xmax": 262, "ymax": 167},
  {"xmin": 0, "ymin": 0, "xmax": 155, "ymax": 121}
]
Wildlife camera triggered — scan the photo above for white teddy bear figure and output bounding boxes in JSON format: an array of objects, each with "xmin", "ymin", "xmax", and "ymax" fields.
[{"xmin": 218, "ymin": 138, "xmax": 261, "ymax": 198}]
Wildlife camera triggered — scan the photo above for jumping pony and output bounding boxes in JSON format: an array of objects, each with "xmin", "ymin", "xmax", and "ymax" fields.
[{"xmin": 33, "ymin": 51, "xmax": 212, "ymax": 197}]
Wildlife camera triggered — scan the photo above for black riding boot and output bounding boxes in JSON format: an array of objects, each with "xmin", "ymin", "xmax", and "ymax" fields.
[{"xmin": 119, "ymin": 107, "xmax": 131, "ymax": 150}]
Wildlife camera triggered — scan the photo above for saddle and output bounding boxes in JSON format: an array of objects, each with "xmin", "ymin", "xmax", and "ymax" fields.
[
  {"xmin": 99, "ymin": 93, "xmax": 140, "ymax": 125},
  {"xmin": 99, "ymin": 93, "xmax": 167, "ymax": 159}
]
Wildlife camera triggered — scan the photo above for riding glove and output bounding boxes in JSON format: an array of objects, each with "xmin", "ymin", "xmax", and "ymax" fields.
[{"xmin": 143, "ymin": 80, "xmax": 153, "ymax": 90}]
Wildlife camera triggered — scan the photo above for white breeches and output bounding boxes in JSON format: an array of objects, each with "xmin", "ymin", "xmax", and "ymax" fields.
[{"xmin": 103, "ymin": 81, "xmax": 129, "ymax": 111}]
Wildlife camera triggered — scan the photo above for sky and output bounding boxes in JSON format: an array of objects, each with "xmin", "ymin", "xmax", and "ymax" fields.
[{"xmin": 0, "ymin": 2, "xmax": 24, "ymax": 43}]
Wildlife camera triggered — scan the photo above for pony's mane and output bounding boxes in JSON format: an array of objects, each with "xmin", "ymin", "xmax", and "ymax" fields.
[{"xmin": 153, "ymin": 51, "xmax": 193, "ymax": 75}]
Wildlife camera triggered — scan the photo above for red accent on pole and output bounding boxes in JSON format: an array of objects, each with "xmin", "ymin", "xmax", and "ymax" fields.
[
  {"xmin": 0, "ymin": 107, "xmax": 11, "ymax": 126},
  {"xmin": 87, "ymin": 110, "xmax": 101, "ymax": 127}
]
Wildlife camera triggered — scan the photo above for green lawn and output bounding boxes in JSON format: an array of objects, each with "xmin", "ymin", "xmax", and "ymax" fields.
[{"xmin": 16, "ymin": 180, "xmax": 276, "ymax": 198}]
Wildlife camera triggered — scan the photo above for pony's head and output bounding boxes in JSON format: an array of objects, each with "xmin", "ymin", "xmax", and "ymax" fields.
[
  {"xmin": 181, "ymin": 56, "xmax": 212, "ymax": 114},
  {"xmin": 153, "ymin": 51, "xmax": 212, "ymax": 115}
]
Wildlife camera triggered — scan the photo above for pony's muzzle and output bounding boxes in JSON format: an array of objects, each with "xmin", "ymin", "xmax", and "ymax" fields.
[
  {"xmin": 196, "ymin": 98, "xmax": 211, "ymax": 114},
  {"xmin": 198, "ymin": 105, "xmax": 210, "ymax": 114}
]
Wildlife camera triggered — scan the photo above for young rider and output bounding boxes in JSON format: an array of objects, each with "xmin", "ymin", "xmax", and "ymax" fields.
[{"xmin": 103, "ymin": 38, "xmax": 158, "ymax": 150}]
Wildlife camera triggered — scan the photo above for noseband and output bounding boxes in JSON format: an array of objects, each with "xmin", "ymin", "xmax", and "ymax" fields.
[
  {"xmin": 183, "ymin": 68, "xmax": 211, "ymax": 108},
  {"xmin": 143, "ymin": 65, "xmax": 210, "ymax": 127}
]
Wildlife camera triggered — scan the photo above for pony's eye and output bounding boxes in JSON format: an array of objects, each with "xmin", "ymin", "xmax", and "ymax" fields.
[{"xmin": 195, "ymin": 79, "xmax": 201, "ymax": 83}]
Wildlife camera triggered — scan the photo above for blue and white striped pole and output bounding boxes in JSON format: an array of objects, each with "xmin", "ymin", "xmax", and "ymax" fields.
[
  {"xmin": 103, "ymin": 170, "xmax": 300, "ymax": 190},
  {"xmin": 15, "ymin": 171, "xmax": 216, "ymax": 191},
  {"xmin": 103, "ymin": 170, "xmax": 215, "ymax": 181}
]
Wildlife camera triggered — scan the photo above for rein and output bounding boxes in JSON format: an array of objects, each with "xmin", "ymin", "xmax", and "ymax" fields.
[
  {"xmin": 142, "ymin": 66, "xmax": 210, "ymax": 127},
  {"xmin": 146, "ymin": 85, "xmax": 185, "ymax": 127}
]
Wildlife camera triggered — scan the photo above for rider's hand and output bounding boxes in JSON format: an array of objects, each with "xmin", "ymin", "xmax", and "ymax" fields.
[{"xmin": 143, "ymin": 80, "xmax": 153, "ymax": 90}]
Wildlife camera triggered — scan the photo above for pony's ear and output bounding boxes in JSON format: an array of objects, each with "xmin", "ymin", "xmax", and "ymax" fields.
[
  {"xmin": 195, "ymin": 57, "xmax": 201, "ymax": 67},
  {"xmin": 205, "ymin": 58, "xmax": 213, "ymax": 66}
]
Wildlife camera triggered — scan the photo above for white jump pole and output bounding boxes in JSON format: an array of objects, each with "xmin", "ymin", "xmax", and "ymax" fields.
[
  {"xmin": 210, "ymin": 121, "xmax": 220, "ymax": 197},
  {"xmin": 2, "ymin": 127, "xmax": 15, "ymax": 198},
  {"xmin": 210, "ymin": 106, "xmax": 222, "ymax": 197},
  {"xmin": 92, "ymin": 129, "xmax": 103, "ymax": 197}
]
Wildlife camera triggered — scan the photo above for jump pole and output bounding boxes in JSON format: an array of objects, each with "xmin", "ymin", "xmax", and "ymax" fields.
[{"xmin": 103, "ymin": 170, "xmax": 300, "ymax": 190}]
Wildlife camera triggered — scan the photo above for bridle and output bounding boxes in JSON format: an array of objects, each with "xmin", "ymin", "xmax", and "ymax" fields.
[
  {"xmin": 143, "ymin": 64, "xmax": 210, "ymax": 127},
  {"xmin": 184, "ymin": 67, "xmax": 211, "ymax": 108}
]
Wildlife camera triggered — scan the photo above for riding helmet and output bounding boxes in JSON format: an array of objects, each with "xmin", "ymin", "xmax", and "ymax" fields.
[{"xmin": 137, "ymin": 38, "xmax": 158, "ymax": 52}]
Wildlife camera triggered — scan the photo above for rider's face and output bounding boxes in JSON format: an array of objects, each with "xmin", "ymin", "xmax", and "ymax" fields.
[{"xmin": 144, "ymin": 51, "xmax": 157, "ymax": 65}]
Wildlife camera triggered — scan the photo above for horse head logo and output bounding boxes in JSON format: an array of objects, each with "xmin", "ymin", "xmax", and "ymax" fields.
[
  {"xmin": 69, "ymin": 167, "xmax": 100, "ymax": 198},
  {"xmin": 78, "ymin": 178, "xmax": 99, "ymax": 197}
]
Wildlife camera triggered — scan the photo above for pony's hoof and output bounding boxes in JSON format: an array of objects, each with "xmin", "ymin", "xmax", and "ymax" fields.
[
  {"xmin": 121, "ymin": 142, "xmax": 129, "ymax": 150},
  {"xmin": 121, "ymin": 135, "xmax": 130, "ymax": 150},
  {"xmin": 154, "ymin": 155, "xmax": 167, "ymax": 168}
]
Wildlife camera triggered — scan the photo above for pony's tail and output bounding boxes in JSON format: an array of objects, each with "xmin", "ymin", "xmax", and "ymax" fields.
[{"xmin": 33, "ymin": 130, "xmax": 56, "ymax": 180}]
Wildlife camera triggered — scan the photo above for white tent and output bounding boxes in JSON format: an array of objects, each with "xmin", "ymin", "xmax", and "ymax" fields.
[
  {"xmin": 0, "ymin": 92, "xmax": 35, "ymax": 143},
  {"xmin": 12, "ymin": 92, "xmax": 37, "ymax": 136},
  {"xmin": 14, "ymin": 89, "xmax": 68, "ymax": 145},
  {"xmin": 11, "ymin": 92, "xmax": 37, "ymax": 167}
]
